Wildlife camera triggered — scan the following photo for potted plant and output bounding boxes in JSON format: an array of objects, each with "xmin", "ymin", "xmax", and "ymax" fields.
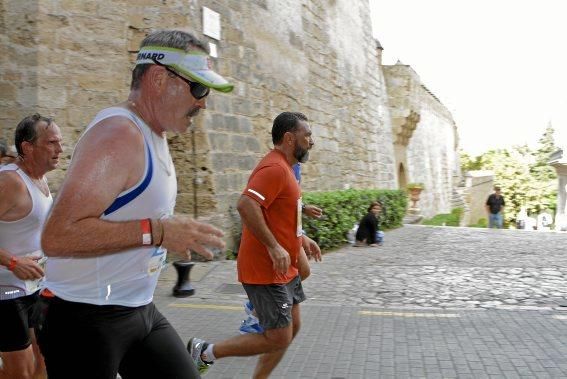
[
  {"xmin": 406, "ymin": 183, "xmax": 425, "ymax": 208},
  {"xmin": 407, "ymin": 182, "xmax": 424, "ymax": 190}
]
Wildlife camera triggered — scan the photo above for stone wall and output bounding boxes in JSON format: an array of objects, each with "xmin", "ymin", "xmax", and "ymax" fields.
[
  {"xmin": 0, "ymin": 0, "xmax": 132, "ymax": 187},
  {"xmin": 550, "ymin": 149, "xmax": 567, "ymax": 230},
  {"xmin": 464, "ymin": 170, "xmax": 494, "ymax": 226},
  {"xmin": 383, "ymin": 63, "xmax": 459, "ymax": 219},
  {"xmin": 1, "ymin": 0, "xmax": 400, "ymax": 248}
]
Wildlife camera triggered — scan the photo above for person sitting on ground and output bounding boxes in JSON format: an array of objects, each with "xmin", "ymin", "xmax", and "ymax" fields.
[{"xmin": 355, "ymin": 201, "xmax": 384, "ymax": 247}]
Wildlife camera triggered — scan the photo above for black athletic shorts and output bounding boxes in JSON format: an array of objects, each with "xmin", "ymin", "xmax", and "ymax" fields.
[
  {"xmin": 35, "ymin": 296, "xmax": 201, "ymax": 379},
  {"xmin": 0, "ymin": 292, "xmax": 39, "ymax": 352},
  {"xmin": 243, "ymin": 275, "xmax": 306, "ymax": 330}
]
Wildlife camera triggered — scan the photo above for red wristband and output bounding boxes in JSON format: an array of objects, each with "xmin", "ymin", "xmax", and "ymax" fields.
[
  {"xmin": 7, "ymin": 256, "xmax": 18, "ymax": 271},
  {"xmin": 141, "ymin": 219, "xmax": 152, "ymax": 245}
]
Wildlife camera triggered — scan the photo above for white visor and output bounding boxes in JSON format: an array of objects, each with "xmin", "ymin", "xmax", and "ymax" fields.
[{"xmin": 136, "ymin": 46, "xmax": 234, "ymax": 93}]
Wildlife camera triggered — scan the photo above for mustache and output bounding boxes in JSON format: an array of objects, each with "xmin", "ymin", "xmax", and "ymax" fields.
[{"xmin": 187, "ymin": 107, "xmax": 200, "ymax": 117}]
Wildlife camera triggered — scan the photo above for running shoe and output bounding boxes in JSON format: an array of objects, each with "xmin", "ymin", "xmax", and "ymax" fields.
[
  {"xmin": 244, "ymin": 300, "xmax": 254, "ymax": 315},
  {"xmin": 187, "ymin": 337, "xmax": 213, "ymax": 374},
  {"xmin": 239, "ymin": 315, "xmax": 264, "ymax": 334}
]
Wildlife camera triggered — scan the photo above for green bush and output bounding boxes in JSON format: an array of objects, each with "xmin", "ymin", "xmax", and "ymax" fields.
[
  {"xmin": 302, "ymin": 189, "xmax": 407, "ymax": 250},
  {"xmin": 421, "ymin": 207, "xmax": 463, "ymax": 226},
  {"xmin": 469, "ymin": 218, "xmax": 488, "ymax": 228},
  {"xmin": 407, "ymin": 182, "xmax": 425, "ymax": 190}
]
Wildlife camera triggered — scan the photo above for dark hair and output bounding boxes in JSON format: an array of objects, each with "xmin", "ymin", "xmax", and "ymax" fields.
[
  {"xmin": 368, "ymin": 201, "xmax": 382, "ymax": 212},
  {"xmin": 0, "ymin": 140, "xmax": 7, "ymax": 157},
  {"xmin": 494, "ymin": 186, "xmax": 501, "ymax": 191},
  {"xmin": 131, "ymin": 30, "xmax": 209, "ymax": 90},
  {"xmin": 272, "ymin": 112, "xmax": 308, "ymax": 145},
  {"xmin": 15, "ymin": 114, "xmax": 52, "ymax": 157}
]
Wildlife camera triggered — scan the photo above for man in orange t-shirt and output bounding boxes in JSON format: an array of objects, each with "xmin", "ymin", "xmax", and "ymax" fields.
[
  {"xmin": 188, "ymin": 112, "xmax": 316, "ymax": 377},
  {"xmin": 237, "ymin": 147, "xmax": 302, "ymax": 284}
]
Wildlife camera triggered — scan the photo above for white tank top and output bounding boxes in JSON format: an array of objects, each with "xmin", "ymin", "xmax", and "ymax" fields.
[
  {"xmin": 43, "ymin": 107, "xmax": 177, "ymax": 306},
  {"xmin": 0, "ymin": 164, "xmax": 53, "ymax": 295}
]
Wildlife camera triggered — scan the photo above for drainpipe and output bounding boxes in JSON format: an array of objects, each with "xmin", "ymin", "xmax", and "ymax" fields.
[{"xmin": 191, "ymin": 125, "xmax": 198, "ymax": 218}]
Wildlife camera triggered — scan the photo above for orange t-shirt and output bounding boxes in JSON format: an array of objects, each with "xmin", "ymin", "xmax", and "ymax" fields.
[{"xmin": 237, "ymin": 149, "xmax": 302, "ymax": 284}]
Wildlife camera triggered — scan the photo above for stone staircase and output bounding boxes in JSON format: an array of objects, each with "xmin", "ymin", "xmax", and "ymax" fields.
[
  {"xmin": 402, "ymin": 176, "xmax": 471, "ymax": 226},
  {"xmin": 402, "ymin": 210, "xmax": 423, "ymax": 224},
  {"xmin": 451, "ymin": 183, "xmax": 470, "ymax": 226}
]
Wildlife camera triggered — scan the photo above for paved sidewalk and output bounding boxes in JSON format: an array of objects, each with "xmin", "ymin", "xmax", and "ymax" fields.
[{"xmin": 155, "ymin": 225, "xmax": 567, "ymax": 378}]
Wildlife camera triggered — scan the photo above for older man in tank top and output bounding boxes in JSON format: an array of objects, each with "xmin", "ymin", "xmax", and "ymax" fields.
[
  {"xmin": 38, "ymin": 30, "xmax": 233, "ymax": 379},
  {"xmin": 0, "ymin": 114, "xmax": 63, "ymax": 379}
]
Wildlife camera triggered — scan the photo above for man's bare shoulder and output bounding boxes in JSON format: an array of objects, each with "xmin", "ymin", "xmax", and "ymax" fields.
[
  {"xmin": 60, "ymin": 112, "xmax": 146, "ymax": 199},
  {"xmin": 0, "ymin": 170, "xmax": 28, "ymax": 217},
  {"xmin": 0, "ymin": 169, "xmax": 26, "ymax": 196},
  {"xmin": 73, "ymin": 114, "xmax": 145, "ymax": 163},
  {"xmin": 84, "ymin": 115, "xmax": 144, "ymax": 146}
]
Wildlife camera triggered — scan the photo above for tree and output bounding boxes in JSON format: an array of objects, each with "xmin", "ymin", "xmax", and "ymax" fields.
[
  {"xmin": 459, "ymin": 150, "xmax": 482, "ymax": 172},
  {"xmin": 528, "ymin": 122, "xmax": 557, "ymax": 214},
  {"xmin": 461, "ymin": 124, "xmax": 558, "ymax": 226},
  {"xmin": 480, "ymin": 148, "xmax": 532, "ymax": 225}
]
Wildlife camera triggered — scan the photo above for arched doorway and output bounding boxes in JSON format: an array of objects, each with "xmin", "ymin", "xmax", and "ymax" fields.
[{"xmin": 398, "ymin": 163, "xmax": 407, "ymax": 189}]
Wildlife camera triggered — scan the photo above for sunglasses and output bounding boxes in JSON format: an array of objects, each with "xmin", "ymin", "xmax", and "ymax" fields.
[{"xmin": 152, "ymin": 59, "xmax": 210, "ymax": 100}]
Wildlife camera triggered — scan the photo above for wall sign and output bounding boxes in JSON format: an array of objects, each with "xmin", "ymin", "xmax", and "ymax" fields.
[{"xmin": 203, "ymin": 7, "xmax": 221, "ymax": 40}]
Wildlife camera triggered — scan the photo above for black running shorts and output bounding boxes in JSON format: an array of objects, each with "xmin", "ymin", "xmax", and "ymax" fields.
[
  {"xmin": 35, "ymin": 296, "xmax": 201, "ymax": 379},
  {"xmin": 0, "ymin": 292, "xmax": 39, "ymax": 352},
  {"xmin": 243, "ymin": 275, "xmax": 306, "ymax": 330}
]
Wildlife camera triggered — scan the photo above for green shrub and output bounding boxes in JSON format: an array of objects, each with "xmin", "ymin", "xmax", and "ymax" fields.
[
  {"xmin": 225, "ymin": 249, "xmax": 237, "ymax": 260},
  {"xmin": 469, "ymin": 218, "xmax": 488, "ymax": 228},
  {"xmin": 407, "ymin": 182, "xmax": 425, "ymax": 190},
  {"xmin": 421, "ymin": 207, "xmax": 463, "ymax": 226},
  {"xmin": 302, "ymin": 189, "xmax": 407, "ymax": 250}
]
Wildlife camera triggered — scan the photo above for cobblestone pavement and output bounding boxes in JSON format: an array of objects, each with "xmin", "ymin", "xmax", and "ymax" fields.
[{"xmin": 155, "ymin": 225, "xmax": 567, "ymax": 378}]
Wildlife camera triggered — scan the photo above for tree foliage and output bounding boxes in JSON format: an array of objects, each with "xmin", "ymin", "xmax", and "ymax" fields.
[{"xmin": 461, "ymin": 125, "xmax": 558, "ymax": 225}]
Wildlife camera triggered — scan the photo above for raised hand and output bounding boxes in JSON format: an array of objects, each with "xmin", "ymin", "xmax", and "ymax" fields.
[{"xmin": 303, "ymin": 204, "xmax": 323, "ymax": 219}]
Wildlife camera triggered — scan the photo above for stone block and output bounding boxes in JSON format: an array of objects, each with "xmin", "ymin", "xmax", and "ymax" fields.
[
  {"xmin": 77, "ymin": 75, "xmax": 123, "ymax": 92},
  {"xmin": 224, "ymin": 28, "xmax": 244, "ymax": 44},
  {"xmin": 59, "ymin": 0, "xmax": 99, "ymax": 14},
  {"xmin": 208, "ymin": 133, "xmax": 229, "ymax": 151},
  {"xmin": 237, "ymin": 155, "xmax": 257, "ymax": 170},
  {"xmin": 245, "ymin": 136, "xmax": 261, "ymax": 152},
  {"xmin": 210, "ymin": 152, "xmax": 230, "ymax": 171},
  {"xmin": 208, "ymin": 114, "xmax": 225, "ymax": 131},
  {"xmin": 232, "ymin": 98, "xmax": 252, "ymax": 116},
  {"xmin": 288, "ymin": 31, "xmax": 304, "ymax": 50},
  {"xmin": 238, "ymin": 118, "xmax": 253, "ymax": 133},
  {"xmin": 16, "ymin": 87, "xmax": 39, "ymax": 108},
  {"xmin": 128, "ymin": 27, "xmax": 148, "ymax": 52},
  {"xmin": 229, "ymin": 135, "xmax": 247, "ymax": 151},
  {"xmin": 234, "ymin": 63, "xmax": 250, "ymax": 81},
  {"xmin": 225, "ymin": 115, "xmax": 239, "ymax": 130},
  {"xmin": 210, "ymin": 94, "xmax": 231, "ymax": 113},
  {"xmin": 0, "ymin": 83, "xmax": 17, "ymax": 102}
]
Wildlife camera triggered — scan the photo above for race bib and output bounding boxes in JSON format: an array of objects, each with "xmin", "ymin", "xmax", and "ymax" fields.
[
  {"xmin": 147, "ymin": 247, "xmax": 167, "ymax": 276},
  {"xmin": 297, "ymin": 198, "xmax": 303, "ymax": 237},
  {"xmin": 24, "ymin": 251, "xmax": 46, "ymax": 293}
]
